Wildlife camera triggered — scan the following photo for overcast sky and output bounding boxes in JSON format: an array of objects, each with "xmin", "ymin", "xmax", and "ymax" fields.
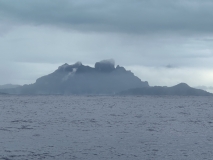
[{"xmin": 0, "ymin": 0, "xmax": 213, "ymax": 91}]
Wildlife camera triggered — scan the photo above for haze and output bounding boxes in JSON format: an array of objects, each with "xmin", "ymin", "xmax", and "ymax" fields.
[{"xmin": 0, "ymin": 0, "xmax": 213, "ymax": 92}]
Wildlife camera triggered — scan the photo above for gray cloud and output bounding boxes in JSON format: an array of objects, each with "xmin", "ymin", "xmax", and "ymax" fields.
[
  {"xmin": 195, "ymin": 86, "xmax": 213, "ymax": 93},
  {"xmin": 1, "ymin": 25, "xmax": 213, "ymax": 67},
  {"xmin": 166, "ymin": 64, "xmax": 176, "ymax": 69},
  {"xmin": 1, "ymin": 0, "xmax": 213, "ymax": 35},
  {"xmin": 196, "ymin": 86, "xmax": 213, "ymax": 90},
  {"xmin": 0, "ymin": 0, "xmax": 213, "ymax": 87}
]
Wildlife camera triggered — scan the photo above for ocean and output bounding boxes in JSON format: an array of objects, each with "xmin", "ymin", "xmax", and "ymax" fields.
[{"xmin": 0, "ymin": 95, "xmax": 213, "ymax": 160}]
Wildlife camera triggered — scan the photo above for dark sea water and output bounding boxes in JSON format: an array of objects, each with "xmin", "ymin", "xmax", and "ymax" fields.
[{"xmin": 0, "ymin": 95, "xmax": 213, "ymax": 160}]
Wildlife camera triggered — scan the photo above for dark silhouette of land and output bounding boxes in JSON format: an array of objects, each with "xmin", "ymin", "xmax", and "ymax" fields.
[
  {"xmin": 0, "ymin": 84, "xmax": 21, "ymax": 89},
  {"xmin": 0, "ymin": 59, "xmax": 212, "ymax": 96},
  {"xmin": 120, "ymin": 83, "xmax": 212, "ymax": 96},
  {"xmin": 1, "ymin": 59, "xmax": 148, "ymax": 94}
]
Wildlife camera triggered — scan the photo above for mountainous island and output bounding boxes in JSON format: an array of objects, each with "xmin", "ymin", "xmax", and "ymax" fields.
[
  {"xmin": 120, "ymin": 83, "xmax": 212, "ymax": 96},
  {"xmin": 0, "ymin": 59, "xmax": 148, "ymax": 95},
  {"xmin": 0, "ymin": 59, "xmax": 212, "ymax": 96},
  {"xmin": 0, "ymin": 84, "xmax": 21, "ymax": 89}
]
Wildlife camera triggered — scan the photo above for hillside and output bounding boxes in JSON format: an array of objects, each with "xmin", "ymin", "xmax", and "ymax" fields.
[
  {"xmin": 119, "ymin": 83, "xmax": 212, "ymax": 96},
  {"xmin": 1, "ymin": 59, "xmax": 149, "ymax": 94}
]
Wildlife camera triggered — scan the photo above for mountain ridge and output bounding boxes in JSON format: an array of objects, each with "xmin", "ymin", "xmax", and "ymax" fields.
[
  {"xmin": 119, "ymin": 82, "xmax": 212, "ymax": 96},
  {"xmin": 0, "ymin": 60, "xmax": 212, "ymax": 96},
  {"xmin": 1, "ymin": 59, "xmax": 149, "ymax": 95},
  {"xmin": 0, "ymin": 84, "xmax": 21, "ymax": 89}
]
